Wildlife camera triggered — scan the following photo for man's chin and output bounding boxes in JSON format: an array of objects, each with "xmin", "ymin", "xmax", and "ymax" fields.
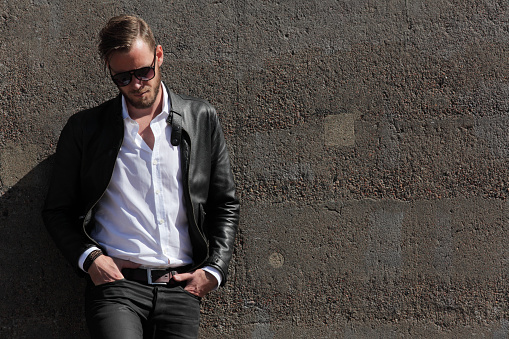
[
  {"xmin": 123, "ymin": 82, "xmax": 161, "ymax": 110},
  {"xmin": 125, "ymin": 94, "xmax": 156, "ymax": 109},
  {"xmin": 128, "ymin": 99, "xmax": 155, "ymax": 109}
]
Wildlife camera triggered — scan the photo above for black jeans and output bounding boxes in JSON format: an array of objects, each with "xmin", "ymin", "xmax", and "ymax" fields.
[{"xmin": 85, "ymin": 279, "xmax": 201, "ymax": 339}]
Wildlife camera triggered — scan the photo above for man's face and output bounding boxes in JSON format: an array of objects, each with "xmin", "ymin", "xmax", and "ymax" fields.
[{"xmin": 108, "ymin": 39, "xmax": 163, "ymax": 110}]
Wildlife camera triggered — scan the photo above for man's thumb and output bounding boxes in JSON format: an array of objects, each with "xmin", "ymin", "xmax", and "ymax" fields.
[{"xmin": 172, "ymin": 273, "xmax": 189, "ymax": 281}]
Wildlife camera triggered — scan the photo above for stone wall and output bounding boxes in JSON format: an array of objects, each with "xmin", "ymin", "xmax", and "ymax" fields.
[{"xmin": 1, "ymin": 0, "xmax": 508, "ymax": 337}]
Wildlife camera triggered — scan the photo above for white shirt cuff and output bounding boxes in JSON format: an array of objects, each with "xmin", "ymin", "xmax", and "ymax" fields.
[
  {"xmin": 78, "ymin": 246, "xmax": 101, "ymax": 272},
  {"xmin": 201, "ymin": 266, "xmax": 222, "ymax": 290}
]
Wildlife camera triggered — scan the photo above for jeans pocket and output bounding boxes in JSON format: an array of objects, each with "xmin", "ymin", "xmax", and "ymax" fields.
[
  {"xmin": 177, "ymin": 286, "xmax": 202, "ymax": 301},
  {"xmin": 86, "ymin": 279, "xmax": 129, "ymax": 303}
]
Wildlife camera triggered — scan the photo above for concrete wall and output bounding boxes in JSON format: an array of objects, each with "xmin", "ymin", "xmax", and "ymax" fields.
[{"xmin": 1, "ymin": 0, "xmax": 508, "ymax": 338}]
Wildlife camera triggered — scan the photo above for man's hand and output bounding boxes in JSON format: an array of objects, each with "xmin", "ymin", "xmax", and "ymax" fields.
[
  {"xmin": 88, "ymin": 255, "xmax": 140, "ymax": 286},
  {"xmin": 172, "ymin": 269, "xmax": 218, "ymax": 298}
]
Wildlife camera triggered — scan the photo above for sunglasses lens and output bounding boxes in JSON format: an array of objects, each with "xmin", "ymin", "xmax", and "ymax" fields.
[
  {"xmin": 112, "ymin": 72, "xmax": 133, "ymax": 87},
  {"xmin": 134, "ymin": 67, "xmax": 155, "ymax": 81}
]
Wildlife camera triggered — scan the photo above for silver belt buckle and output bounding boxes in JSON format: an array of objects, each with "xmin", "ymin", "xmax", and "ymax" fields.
[{"xmin": 146, "ymin": 268, "xmax": 169, "ymax": 285}]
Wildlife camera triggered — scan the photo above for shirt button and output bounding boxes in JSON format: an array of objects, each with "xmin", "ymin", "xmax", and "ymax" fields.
[{"xmin": 159, "ymin": 219, "xmax": 164, "ymax": 225}]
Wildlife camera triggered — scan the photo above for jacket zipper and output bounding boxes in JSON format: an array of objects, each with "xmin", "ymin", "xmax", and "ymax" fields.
[{"xmin": 181, "ymin": 132, "xmax": 209, "ymax": 270}]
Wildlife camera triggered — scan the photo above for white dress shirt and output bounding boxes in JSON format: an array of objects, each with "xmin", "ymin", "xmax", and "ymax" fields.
[{"xmin": 80, "ymin": 84, "xmax": 221, "ymax": 286}]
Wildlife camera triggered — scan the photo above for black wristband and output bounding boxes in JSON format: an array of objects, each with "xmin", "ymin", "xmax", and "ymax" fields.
[{"xmin": 83, "ymin": 249, "xmax": 103, "ymax": 272}]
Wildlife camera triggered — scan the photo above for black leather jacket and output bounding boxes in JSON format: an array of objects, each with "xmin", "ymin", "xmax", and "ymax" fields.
[{"xmin": 42, "ymin": 90, "xmax": 239, "ymax": 285}]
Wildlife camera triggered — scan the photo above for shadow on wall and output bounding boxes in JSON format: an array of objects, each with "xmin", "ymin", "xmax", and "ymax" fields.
[{"xmin": 0, "ymin": 155, "xmax": 89, "ymax": 338}]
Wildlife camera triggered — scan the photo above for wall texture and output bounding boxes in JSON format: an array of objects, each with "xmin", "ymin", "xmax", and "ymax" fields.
[{"xmin": 1, "ymin": 0, "xmax": 508, "ymax": 338}]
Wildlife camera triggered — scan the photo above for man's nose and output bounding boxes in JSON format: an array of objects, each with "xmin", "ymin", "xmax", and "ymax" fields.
[{"xmin": 130, "ymin": 75, "xmax": 144, "ymax": 88}]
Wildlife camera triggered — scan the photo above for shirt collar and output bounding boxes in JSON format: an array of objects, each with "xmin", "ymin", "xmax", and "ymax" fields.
[{"xmin": 121, "ymin": 82, "xmax": 170, "ymax": 121}]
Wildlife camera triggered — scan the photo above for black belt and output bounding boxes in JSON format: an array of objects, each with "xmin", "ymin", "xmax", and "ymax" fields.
[{"xmin": 122, "ymin": 266, "xmax": 191, "ymax": 285}]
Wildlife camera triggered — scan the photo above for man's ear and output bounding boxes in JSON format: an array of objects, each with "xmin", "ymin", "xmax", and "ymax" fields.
[{"xmin": 156, "ymin": 45, "xmax": 164, "ymax": 66}]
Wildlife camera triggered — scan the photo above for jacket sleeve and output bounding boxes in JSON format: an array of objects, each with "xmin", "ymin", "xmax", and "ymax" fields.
[
  {"xmin": 42, "ymin": 115, "xmax": 96, "ymax": 272},
  {"xmin": 202, "ymin": 110, "xmax": 240, "ymax": 285}
]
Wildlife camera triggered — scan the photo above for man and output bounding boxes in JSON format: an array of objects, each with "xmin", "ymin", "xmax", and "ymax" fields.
[{"xmin": 42, "ymin": 15, "xmax": 239, "ymax": 338}]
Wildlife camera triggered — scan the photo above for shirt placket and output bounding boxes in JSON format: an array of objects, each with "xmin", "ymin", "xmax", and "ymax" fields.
[{"xmin": 151, "ymin": 120, "xmax": 172, "ymax": 262}]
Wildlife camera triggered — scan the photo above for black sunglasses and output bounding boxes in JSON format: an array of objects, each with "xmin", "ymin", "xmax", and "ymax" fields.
[{"xmin": 110, "ymin": 49, "xmax": 157, "ymax": 87}]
